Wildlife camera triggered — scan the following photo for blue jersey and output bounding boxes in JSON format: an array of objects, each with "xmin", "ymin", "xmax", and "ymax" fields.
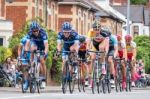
[
  {"xmin": 20, "ymin": 35, "xmax": 29, "ymax": 46},
  {"xmin": 27, "ymin": 28, "xmax": 48, "ymax": 50},
  {"xmin": 57, "ymin": 31, "xmax": 79, "ymax": 50},
  {"xmin": 109, "ymin": 34, "xmax": 118, "ymax": 50}
]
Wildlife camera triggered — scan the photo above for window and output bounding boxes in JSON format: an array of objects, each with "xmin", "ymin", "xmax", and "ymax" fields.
[
  {"xmin": 133, "ymin": 25, "xmax": 139, "ymax": 36},
  {"xmin": 0, "ymin": 38, "xmax": 3, "ymax": 46}
]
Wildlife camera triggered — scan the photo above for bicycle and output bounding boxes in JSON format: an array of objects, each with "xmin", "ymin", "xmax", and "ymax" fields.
[
  {"xmin": 17, "ymin": 58, "xmax": 30, "ymax": 93},
  {"xmin": 114, "ymin": 58, "xmax": 125, "ymax": 92},
  {"xmin": 88, "ymin": 50, "xmax": 105, "ymax": 94},
  {"xmin": 58, "ymin": 51, "xmax": 78, "ymax": 94},
  {"xmin": 126, "ymin": 60, "xmax": 132, "ymax": 92},
  {"xmin": 28, "ymin": 50, "xmax": 44, "ymax": 93},
  {"xmin": 77, "ymin": 57, "xmax": 89, "ymax": 92}
]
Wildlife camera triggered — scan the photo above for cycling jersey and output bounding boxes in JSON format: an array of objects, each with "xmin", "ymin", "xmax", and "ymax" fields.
[
  {"xmin": 79, "ymin": 42, "xmax": 86, "ymax": 51},
  {"xmin": 57, "ymin": 31, "xmax": 79, "ymax": 51},
  {"xmin": 109, "ymin": 35, "xmax": 118, "ymax": 50},
  {"xmin": 20, "ymin": 35, "xmax": 30, "ymax": 64},
  {"xmin": 87, "ymin": 29, "xmax": 109, "ymax": 42},
  {"xmin": 108, "ymin": 35, "xmax": 118, "ymax": 56},
  {"xmin": 126, "ymin": 41, "xmax": 136, "ymax": 53},
  {"xmin": 27, "ymin": 28, "xmax": 48, "ymax": 50},
  {"xmin": 20, "ymin": 35, "xmax": 28, "ymax": 46},
  {"xmin": 126, "ymin": 41, "xmax": 136, "ymax": 60},
  {"xmin": 118, "ymin": 41, "xmax": 126, "ymax": 58},
  {"xmin": 87, "ymin": 29, "xmax": 110, "ymax": 51}
]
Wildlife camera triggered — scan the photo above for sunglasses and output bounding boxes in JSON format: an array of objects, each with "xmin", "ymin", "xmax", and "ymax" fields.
[{"xmin": 32, "ymin": 29, "xmax": 39, "ymax": 33}]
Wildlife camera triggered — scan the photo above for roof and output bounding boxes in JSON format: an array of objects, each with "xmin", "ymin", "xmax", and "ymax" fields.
[
  {"xmin": 112, "ymin": 5, "xmax": 144, "ymax": 23},
  {"xmin": 58, "ymin": 0, "xmax": 99, "ymax": 11},
  {"xmin": 144, "ymin": 8, "xmax": 150, "ymax": 26}
]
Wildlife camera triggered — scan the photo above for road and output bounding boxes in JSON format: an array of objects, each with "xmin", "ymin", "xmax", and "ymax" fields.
[{"xmin": 0, "ymin": 86, "xmax": 150, "ymax": 99}]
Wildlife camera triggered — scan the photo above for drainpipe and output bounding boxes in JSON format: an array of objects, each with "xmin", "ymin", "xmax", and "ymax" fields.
[
  {"xmin": 35, "ymin": 0, "xmax": 39, "ymax": 17},
  {"xmin": 127, "ymin": 0, "xmax": 130, "ymax": 35},
  {"xmin": 44, "ymin": 0, "xmax": 48, "ymax": 27}
]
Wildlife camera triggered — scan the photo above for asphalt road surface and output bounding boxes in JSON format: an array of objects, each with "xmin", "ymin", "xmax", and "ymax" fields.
[{"xmin": 0, "ymin": 86, "xmax": 150, "ymax": 99}]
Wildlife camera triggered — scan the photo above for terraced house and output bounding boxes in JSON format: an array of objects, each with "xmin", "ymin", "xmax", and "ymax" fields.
[
  {"xmin": 0, "ymin": 0, "xmax": 13, "ymax": 47},
  {"xmin": 3, "ymin": 0, "xmax": 98, "ymax": 35}
]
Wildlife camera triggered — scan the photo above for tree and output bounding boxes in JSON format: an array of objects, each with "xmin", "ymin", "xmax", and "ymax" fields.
[
  {"xmin": 134, "ymin": 36, "xmax": 150, "ymax": 73},
  {"xmin": 131, "ymin": 0, "xmax": 148, "ymax": 5},
  {"xmin": 0, "ymin": 47, "xmax": 12, "ymax": 63}
]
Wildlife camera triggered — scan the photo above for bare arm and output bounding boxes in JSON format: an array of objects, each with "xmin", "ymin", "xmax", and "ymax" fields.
[
  {"xmin": 25, "ymin": 40, "xmax": 30, "ymax": 51},
  {"xmin": 18, "ymin": 45, "xmax": 22, "ymax": 57},
  {"xmin": 114, "ymin": 45, "xmax": 118, "ymax": 58},
  {"xmin": 86, "ymin": 38, "xmax": 91, "ymax": 50},
  {"xmin": 44, "ymin": 41, "xmax": 49, "ymax": 54}
]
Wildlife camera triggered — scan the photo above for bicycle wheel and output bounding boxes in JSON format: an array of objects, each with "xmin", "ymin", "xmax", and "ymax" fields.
[
  {"xmin": 36, "ymin": 81, "xmax": 41, "ymax": 93},
  {"xmin": 69, "ymin": 65, "xmax": 76, "ymax": 94},
  {"xmin": 62, "ymin": 62, "xmax": 69, "ymax": 94},
  {"xmin": 21, "ymin": 78, "xmax": 27, "ymax": 93},
  {"xmin": 78, "ymin": 63, "xmax": 85, "ymax": 92},
  {"xmin": 92, "ymin": 66, "xmax": 97, "ymax": 94},
  {"xmin": 29, "ymin": 78, "xmax": 36, "ymax": 93},
  {"xmin": 126, "ymin": 68, "xmax": 131, "ymax": 92},
  {"xmin": 115, "ymin": 69, "xmax": 122, "ymax": 92}
]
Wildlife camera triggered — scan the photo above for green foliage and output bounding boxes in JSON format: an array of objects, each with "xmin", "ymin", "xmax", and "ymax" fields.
[
  {"xmin": 131, "ymin": 0, "xmax": 148, "ymax": 5},
  {"xmin": 0, "ymin": 47, "xmax": 12, "ymax": 63},
  {"xmin": 134, "ymin": 36, "xmax": 150, "ymax": 73}
]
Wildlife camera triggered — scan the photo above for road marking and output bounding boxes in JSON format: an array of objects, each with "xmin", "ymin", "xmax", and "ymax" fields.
[{"xmin": 1, "ymin": 94, "xmax": 41, "ymax": 99}]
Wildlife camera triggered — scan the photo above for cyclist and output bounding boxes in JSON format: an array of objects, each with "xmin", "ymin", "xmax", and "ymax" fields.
[
  {"xmin": 18, "ymin": 35, "xmax": 31, "ymax": 90},
  {"xmin": 57, "ymin": 22, "xmax": 79, "ymax": 75},
  {"xmin": 25, "ymin": 21, "xmax": 48, "ymax": 88},
  {"xmin": 87, "ymin": 22, "xmax": 110, "ymax": 87},
  {"xmin": 125, "ymin": 34, "xmax": 137, "ymax": 87},
  {"xmin": 116, "ymin": 34, "xmax": 127, "ymax": 89},
  {"xmin": 104, "ymin": 28, "xmax": 118, "ymax": 88},
  {"xmin": 78, "ymin": 35, "xmax": 90, "ymax": 86}
]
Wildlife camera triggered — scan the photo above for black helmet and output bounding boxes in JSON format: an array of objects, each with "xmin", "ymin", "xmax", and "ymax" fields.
[
  {"xmin": 79, "ymin": 36, "xmax": 86, "ymax": 43},
  {"xmin": 100, "ymin": 30, "xmax": 111, "ymax": 37}
]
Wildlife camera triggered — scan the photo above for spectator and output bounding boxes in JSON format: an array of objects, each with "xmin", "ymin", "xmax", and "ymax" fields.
[{"xmin": 2, "ymin": 57, "xmax": 16, "ymax": 87}]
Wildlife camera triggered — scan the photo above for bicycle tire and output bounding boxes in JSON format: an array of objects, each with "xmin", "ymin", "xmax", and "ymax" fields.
[
  {"xmin": 21, "ymin": 78, "xmax": 27, "ymax": 93},
  {"xmin": 92, "ymin": 66, "xmax": 97, "ymax": 94},
  {"xmin": 69, "ymin": 66, "xmax": 76, "ymax": 94},
  {"xmin": 62, "ymin": 62, "xmax": 69, "ymax": 94}
]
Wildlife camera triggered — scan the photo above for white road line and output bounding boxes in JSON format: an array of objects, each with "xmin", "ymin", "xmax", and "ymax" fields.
[{"xmin": 1, "ymin": 94, "xmax": 41, "ymax": 99}]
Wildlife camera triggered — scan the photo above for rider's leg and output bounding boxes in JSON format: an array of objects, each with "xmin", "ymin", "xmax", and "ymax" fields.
[
  {"xmin": 131, "ymin": 59, "xmax": 136, "ymax": 87},
  {"xmin": 121, "ymin": 60, "xmax": 126, "ymax": 89},
  {"xmin": 108, "ymin": 55, "xmax": 115, "ymax": 87},
  {"xmin": 40, "ymin": 58, "xmax": 46, "ymax": 79}
]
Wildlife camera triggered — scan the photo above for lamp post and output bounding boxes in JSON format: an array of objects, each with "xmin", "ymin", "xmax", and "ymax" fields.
[{"xmin": 127, "ymin": 0, "xmax": 130, "ymax": 35}]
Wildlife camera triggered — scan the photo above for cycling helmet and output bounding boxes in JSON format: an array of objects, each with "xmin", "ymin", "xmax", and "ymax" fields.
[
  {"xmin": 125, "ymin": 34, "xmax": 132, "ymax": 41},
  {"xmin": 100, "ymin": 30, "xmax": 111, "ymax": 37},
  {"xmin": 62, "ymin": 22, "xmax": 72, "ymax": 31},
  {"xmin": 116, "ymin": 34, "xmax": 122, "ymax": 41},
  {"xmin": 92, "ymin": 21, "xmax": 101, "ymax": 29},
  {"xmin": 30, "ymin": 21, "xmax": 40, "ymax": 30},
  {"xmin": 79, "ymin": 36, "xmax": 86, "ymax": 43}
]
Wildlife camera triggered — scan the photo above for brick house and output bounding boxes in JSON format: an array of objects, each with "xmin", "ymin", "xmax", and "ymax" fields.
[
  {"xmin": 0, "ymin": 0, "xmax": 5, "ymax": 19},
  {"xmin": 4, "ymin": 0, "xmax": 98, "ymax": 35},
  {"xmin": 57, "ymin": 0, "xmax": 98, "ymax": 35},
  {"xmin": 0, "ymin": 0, "xmax": 13, "ymax": 47},
  {"xmin": 5, "ymin": 0, "xmax": 58, "ymax": 34}
]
